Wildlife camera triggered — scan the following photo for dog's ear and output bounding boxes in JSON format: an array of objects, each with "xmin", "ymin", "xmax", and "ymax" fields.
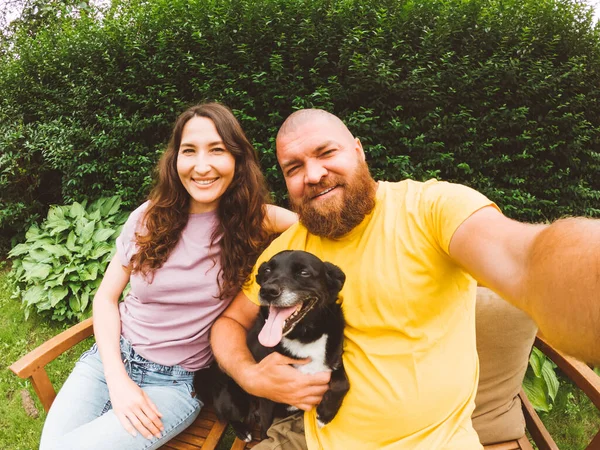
[
  {"xmin": 324, "ymin": 262, "xmax": 346, "ymax": 296},
  {"xmin": 256, "ymin": 262, "xmax": 268, "ymax": 285}
]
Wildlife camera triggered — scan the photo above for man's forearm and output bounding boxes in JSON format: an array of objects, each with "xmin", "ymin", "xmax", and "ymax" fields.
[
  {"xmin": 523, "ymin": 217, "xmax": 600, "ymax": 364},
  {"xmin": 211, "ymin": 316, "xmax": 257, "ymax": 388}
]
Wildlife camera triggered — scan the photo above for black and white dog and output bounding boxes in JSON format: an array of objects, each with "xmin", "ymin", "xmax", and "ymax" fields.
[{"xmin": 207, "ymin": 250, "xmax": 349, "ymax": 442}]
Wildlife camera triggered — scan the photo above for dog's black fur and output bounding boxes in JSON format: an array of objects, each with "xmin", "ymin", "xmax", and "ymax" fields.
[{"xmin": 198, "ymin": 250, "xmax": 349, "ymax": 442}]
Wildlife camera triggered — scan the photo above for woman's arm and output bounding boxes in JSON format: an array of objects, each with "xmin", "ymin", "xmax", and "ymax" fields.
[
  {"xmin": 264, "ymin": 204, "xmax": 298, "ymax": 234},
  {"xmin": 93, "ymin": 253, "xmax": 163, "ymax": 440}
]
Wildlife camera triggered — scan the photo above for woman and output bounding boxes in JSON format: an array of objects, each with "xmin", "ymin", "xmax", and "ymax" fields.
[{"xmin": 39, "ymin": 103, "xmax": 297, "ymax": 450}]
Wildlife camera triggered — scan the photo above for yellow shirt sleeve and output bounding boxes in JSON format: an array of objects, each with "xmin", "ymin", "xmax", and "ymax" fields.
[{"xmin": 420, "ymin": 179, "xmax": 500, "ymax": 254}]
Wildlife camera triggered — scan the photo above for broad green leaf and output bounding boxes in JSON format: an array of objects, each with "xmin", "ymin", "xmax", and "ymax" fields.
[
  {"xmin": 8, "ymin": 243, "xmax": 30, "ymax": 257},
  {"xmin": 69, "ymin": 202, "xmax": 86, "ymax": 218},
  {"xmin": 100, "ymin": 196, "xmax": 122, "ymax": 216},
  {"xmin": 47, "ymin": 219, "xmax": 72, "ymax": 236},
  {"xmin": 22, "ymin": 285, "xmax": 45, "ymax": 306},
  {"xmin": 80, "ymin": 290, "xmax": 90, "ymax": 311},
  {"xmin": 79, "ymin": 220, "xmax": 96, "ymax": 243},
  {"xmin": 25, "ymin": 224, "xmax": 41, "ymax": 240},
  {"xmin": 43, "ymin": 244, "xmax": 71, "ymax": 258},
  {"xmin": 29, "ymin": 248, "xmax": 52, "ymax": 263},
  {"xmin": 47, "ymin": 205, "xmax": 65, "ymax": 222},
  {"xmin": 93, "ymin": 228, "xmax": 115, "ymax": 243},
  {"xmin": 541, "ymin": 360, "xmax": 559, "ymax": 401},
  {"xmin": 80, "ymin": 264, "xmax": 99, "ymax": 281},
  {"xmin": 90, "ymin": 243, "xmax": 114, "ymax": 259},
  {"xmin": 30, "ymin": 238, "xmax": 54, "ymax": 251},
  {"xmin": 21, "ymin": 261, "xmax": 52, "ymax": 280},
  {"xmin": 80, "ymin": 240, "xmax": 94, "ymax": 257},
  {"xmin": 522, "ymin": 373, "xmax": 551, "ymax": 412},
  {"xmin": 89, "ymin": 208, "xmax": 101, "ymax": 221},
  {"xmin": 49, "ymin": 286, "xmax": 69, "ymax": 306},
  {"xmin": 66, "ymin": 231, "xmax": 79, "ymax": 252},
  {"xmin": 44, "ymin": 274, "xmax": 66, "ymax": 288},
  {"xmin": 68, "ymin": 283, "xmax": 81, "ymax": 295},
  {"xmin": 529, "ymin": 347, "xmax": 544, "ymax": 378},
  {"xmin": 37, "ymin": 299, "xmax": 53, "ymax": 311},
  {"xmin": 69, "ymin": 296, "xmax": 81, "ymax": 312}
]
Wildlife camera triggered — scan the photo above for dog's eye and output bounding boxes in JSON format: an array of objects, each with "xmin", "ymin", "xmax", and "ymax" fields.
[
  {"xmin": 263, "ymin": 268, "xmax": 271, "ymax": 275},
  {"xmin": 299, "ymin": 269, "xmax": 310, "ymax": 277}
]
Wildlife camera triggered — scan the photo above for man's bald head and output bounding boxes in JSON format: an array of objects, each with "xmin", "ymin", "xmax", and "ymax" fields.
[{"xmin": 276, "ymin": 109, "xmax": 354, "ymax": 143}]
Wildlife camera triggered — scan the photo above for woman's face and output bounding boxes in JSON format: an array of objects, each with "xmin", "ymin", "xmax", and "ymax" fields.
[{"xmin": 176, "ymin": 116, "xmax": 236, "ymax": 213}]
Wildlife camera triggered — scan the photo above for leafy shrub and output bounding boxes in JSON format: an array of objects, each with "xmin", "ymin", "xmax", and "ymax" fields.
[
  {"xmin": 523, "ymin": 347, "xmax": 560, "ymax": 412},
  {"xmin": 8, "ymin": 196, "xmax": 129, "ymax": 322},
  {"xmin": 1, "ymin": 0, "xmax": 599, "ymax": 248}
]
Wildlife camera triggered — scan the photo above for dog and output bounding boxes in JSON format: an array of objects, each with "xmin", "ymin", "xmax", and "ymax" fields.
[{"xmin": 205, "ymin": 250, "xmax": 349, "ymax": 442}]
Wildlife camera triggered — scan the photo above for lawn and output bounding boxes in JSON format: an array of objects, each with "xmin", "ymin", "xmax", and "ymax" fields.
[{"xmin": 1, "ymin": 268, "xmax": 598, "ymax": 449}]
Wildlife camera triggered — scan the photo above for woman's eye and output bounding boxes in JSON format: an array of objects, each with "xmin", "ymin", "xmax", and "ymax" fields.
[
  {"xmin": 181, "ymin": 148, "xmax": 194, "ymax": 154},
  {"xmin": 212, "ymin": 147, "xmax": 226, "ymax": 153}
]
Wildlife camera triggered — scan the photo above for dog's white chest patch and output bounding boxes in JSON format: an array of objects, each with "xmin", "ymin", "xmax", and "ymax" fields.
[{"xmin": 282, "ymin": 334, "xmax": 330, "ymax": 374}]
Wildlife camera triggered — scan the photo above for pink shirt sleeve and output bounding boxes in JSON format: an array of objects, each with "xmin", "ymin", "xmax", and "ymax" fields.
[{"xmin": 115, "ymin": 201, "xmax": 149, "ymax": 266}]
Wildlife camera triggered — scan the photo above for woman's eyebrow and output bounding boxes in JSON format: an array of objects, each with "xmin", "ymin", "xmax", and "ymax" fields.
[{"xmin": 180, "ymin": 140, "xmax": 225, "ymax": 147}]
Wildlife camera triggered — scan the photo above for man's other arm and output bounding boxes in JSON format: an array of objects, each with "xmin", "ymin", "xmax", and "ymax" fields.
[
  {"xmin": 210, "ymin": 291, "xmax": 331, "ymax": 411},
  {"xmin": 449, "ymin": 206, "xmax": 600, "ymax": 364}
]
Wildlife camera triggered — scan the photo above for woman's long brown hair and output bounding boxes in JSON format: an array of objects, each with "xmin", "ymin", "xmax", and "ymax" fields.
[{"xmin": 130, "ymin": 103, "xmax": 273, "ymax": 299}]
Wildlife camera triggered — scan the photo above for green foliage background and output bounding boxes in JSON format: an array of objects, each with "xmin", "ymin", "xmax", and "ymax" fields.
[{"xmin": 1, "ymin": 0, "xmax": 600, "ymax": 250}]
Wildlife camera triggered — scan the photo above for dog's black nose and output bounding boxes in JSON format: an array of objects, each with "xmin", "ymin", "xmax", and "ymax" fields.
[{"xmin": 260, "ymin": 285, "xmax": 281, "ymax": 301}]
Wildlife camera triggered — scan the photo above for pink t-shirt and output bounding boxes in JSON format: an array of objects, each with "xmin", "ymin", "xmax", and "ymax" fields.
[{"xmin": 116, "ymin": 202, "xmax": 231, "ymax": 371}]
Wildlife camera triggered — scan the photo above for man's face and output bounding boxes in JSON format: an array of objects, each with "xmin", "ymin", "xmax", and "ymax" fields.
[{"xmin": 276, "ymin": 119, "xmax": 376, "ymax": 238}]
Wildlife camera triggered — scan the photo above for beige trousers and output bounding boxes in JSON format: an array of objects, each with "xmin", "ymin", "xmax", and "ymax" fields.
[{"xmin": 252, "ymin": 413, "xmax": 308, "ymax": 450}]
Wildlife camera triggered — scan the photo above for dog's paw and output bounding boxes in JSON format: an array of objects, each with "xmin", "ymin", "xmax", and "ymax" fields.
[{"xmin": 317, "ymin": 418, "xmax": 326, "ymax": 429}]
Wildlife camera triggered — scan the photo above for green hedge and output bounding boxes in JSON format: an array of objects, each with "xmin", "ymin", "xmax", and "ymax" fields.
[{"xmin": 1, "ymin": 0, "xmax": 600, "ymax": 250}]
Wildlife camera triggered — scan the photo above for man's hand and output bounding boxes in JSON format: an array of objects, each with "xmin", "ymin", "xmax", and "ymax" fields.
[
  {"xmin": 107, "ymin": 374, "xmax": 164, "ymax": 439},
  {"xmin": 243, "ymin": 352, "xmax": 331, "ymax": 411}
]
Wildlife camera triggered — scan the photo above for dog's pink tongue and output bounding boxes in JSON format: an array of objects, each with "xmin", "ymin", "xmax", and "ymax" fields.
[{"xmin": 258, "ymin": 305, "xmax": 298, "ymax": 347}]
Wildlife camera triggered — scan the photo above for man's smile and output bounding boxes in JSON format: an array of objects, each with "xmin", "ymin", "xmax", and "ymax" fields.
[{"xmin": 310, "ymin": 185, "xmax": 339, "ymax": 200}]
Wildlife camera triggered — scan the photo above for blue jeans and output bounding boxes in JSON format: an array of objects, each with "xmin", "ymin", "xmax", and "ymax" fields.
[{"xmin": 39, "ymin": 337, "xmax": 203, "ymax": 450}]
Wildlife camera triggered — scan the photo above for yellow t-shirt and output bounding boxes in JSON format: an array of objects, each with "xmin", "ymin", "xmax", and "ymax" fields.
[{"xmin": 244, "ymin": 179, "xmax": 497, "ymax": 449}]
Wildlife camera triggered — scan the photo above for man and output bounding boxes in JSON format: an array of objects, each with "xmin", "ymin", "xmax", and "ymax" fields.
[{"xmin": 211, "ymin": 109, "xmax": 600, "ymax": 449}]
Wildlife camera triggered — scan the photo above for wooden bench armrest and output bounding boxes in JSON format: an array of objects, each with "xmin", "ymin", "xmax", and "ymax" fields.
[{"xmin": 9, "ymin": 317, "xmax": 94, "ymax": 379}]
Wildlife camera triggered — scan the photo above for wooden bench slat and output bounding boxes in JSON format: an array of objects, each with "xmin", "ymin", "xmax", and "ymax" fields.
[
  {"xmin": 172, "ymin": 433, "xmax": 207, "ymax": 446},
  {"xmin": 483, "ymin": 441, "xmax": 522, "ymax": 450},
  {"xmin": 162, "ymin": 439, "xmax": 205, "ymax": 450}
]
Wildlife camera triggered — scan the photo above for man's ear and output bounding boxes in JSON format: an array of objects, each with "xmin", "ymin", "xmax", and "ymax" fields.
[
  {"xmin": 355, "ymin": 138, "xmax": 366, "ymax": 162},
  {"xmin": 325, "ymin": 262, "xmax": 346, "ymax": 296},
  {"xmin": 256, "ymin": 262, "xmax": 268, "ymax": 285}
]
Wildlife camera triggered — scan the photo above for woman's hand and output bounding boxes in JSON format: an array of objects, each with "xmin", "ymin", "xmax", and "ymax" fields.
[{"xmin": 107, "ymin": 373, "xmax": 164, "ymax": 439}]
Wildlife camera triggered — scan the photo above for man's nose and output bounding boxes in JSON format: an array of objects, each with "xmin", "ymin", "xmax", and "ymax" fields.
[{"xmin": 304, "ymin": 160, "xmax": 327, "ymax": 185}]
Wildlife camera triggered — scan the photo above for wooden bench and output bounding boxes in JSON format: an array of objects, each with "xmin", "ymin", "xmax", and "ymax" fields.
[{"xmin": 10, "ymin": 317, "xmax": 600, "ymax": 449}]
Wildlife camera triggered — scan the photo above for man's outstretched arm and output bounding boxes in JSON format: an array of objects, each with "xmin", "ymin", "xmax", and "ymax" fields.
[
  {"xmin": 210, "ymin": 291, "xmax": 331, "ymax": 411},
  {"xmin": 449, "ymin": 206, "xmax": 600, "ymax": 364}
]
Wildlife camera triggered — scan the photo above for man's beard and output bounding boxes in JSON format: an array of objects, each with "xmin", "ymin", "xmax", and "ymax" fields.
[{"xmin": 291, "ymin": 161, "xmax": 377, "ymax": 239}]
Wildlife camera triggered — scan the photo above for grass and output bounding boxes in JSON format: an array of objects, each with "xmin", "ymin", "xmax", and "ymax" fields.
[
  {"xmin": 535, "ymin": 372, "xmax": 600, "ymax": 449},
  {"xmin": 0, "ymin": 269, "xmax": 93, "ymax": 450},
  {"xmin": 1, "ymin": 267, "xmax": 598, "ymax": 449}
]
